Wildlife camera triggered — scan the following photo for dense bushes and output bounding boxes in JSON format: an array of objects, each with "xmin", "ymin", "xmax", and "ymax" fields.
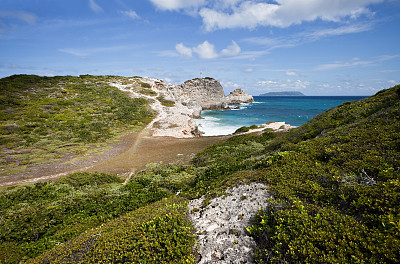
[
  {"xmin": 55, "ymin": 172, "xmax": 123, "ymax": 187},
  {"xmin": 187, "ymin": 85, "xmax": 400, "ymax": 262},
  {"xmin": 0, "ymin": 172, "xmax": 172, "ymax": 262},
  {"xmin": 1, "ymin": 83, "xmax": 399, "ymax": 263},
  {"xmin": 28, "ymin": 197, "xmax": 195, "ymax": 264}
]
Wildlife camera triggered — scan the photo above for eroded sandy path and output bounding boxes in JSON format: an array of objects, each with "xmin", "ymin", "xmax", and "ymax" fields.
[{"xmin": 0, "ymin": 124, "xmax": 228, "ymax": 187}]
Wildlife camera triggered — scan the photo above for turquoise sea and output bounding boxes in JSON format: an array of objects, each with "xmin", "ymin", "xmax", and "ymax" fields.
[{"xmin": 196, "ymin": 96, "xmax": 367, "ymax": 136}]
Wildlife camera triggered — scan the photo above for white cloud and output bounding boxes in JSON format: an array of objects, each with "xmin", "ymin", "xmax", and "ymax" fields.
[
  {"xmin": 89, "ymin": 0, "xmax": 103, "ymax": 14},
  {"xmin": 0, "ymin": 11, "xmax": 37, "ymax": 31},
  {"xmin": 193, "ymin": 41, "xmax": 219, "ymax": 59},
  {"xmin": 244, "ymin": 68, "xmax": 253, "ymax": 72},
  {"xmin": 316, "ymin": 55, "xmax": 400, "ymax": 71},
  {"xmin": 257, "ymin": 79, "xmax": 310, "ymax": 91},
  {"xmin": 1, "ymin": 11, "xmax": 37, "ymax": 25},
  {"xmin": 243, "ymin": 23, "xmax": 373, "ymax": 54},
  {"xmin": 285, "ymin": 71, "xmax": 298, "ymax": 76},
  {"xmin": 59, "ymin": 45, "xmax": 134, "ymax": 58},
  {"xmin": 221, "ymin": 40, "xmax": 241, "ymax": 57},
  {"xmin": 149, "ymin": 0, "xmax": 206, "ymax": 11},
  {"xmin": 222, "ymin": 80, "xmax": 240, "ymax": 90},
  {"xmin": 199, "ymin": 0, "xmax": 383, "ymax": 31},
  {"xmin": 176, "ymin": 43, "xmax": 193, "ymax": 57},
  {"xmin": 316, "ymin": 58, "xmax": 372, "ymax": 70},
  {"xmin": 174, "ymin": 40, "xmax": 241, "ymax": 59},
  {"xmin": 121, "ymin": 10, "xmax": 140, "ymax": 20},
  {"xmin": 306, "ymin": 23, "xmax": 373, "ymax": 39}
]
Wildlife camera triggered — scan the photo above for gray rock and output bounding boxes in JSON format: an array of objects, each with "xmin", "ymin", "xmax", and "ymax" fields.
[
  {"xmin": 185, "ymin": 100, "xmax": 203, "ymax": 118},
  {"xmin": 188, "ymin": 183, "xmax": 271, "ymax": 264},
  {"xmin": 226, "ymin": 88, "xmax": 255, "ymax": 105}
]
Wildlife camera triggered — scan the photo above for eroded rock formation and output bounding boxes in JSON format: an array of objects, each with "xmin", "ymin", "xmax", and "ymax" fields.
[
  {"xmin": 112, "ymin": 77, "xmax": 254, "ymax": 138},
  {"xmin": 226, "ymin": 88, "xmax": 255, "ymax": 104},
  {"xmin": 157, "ymin": 78, "xmax": 254, "ymax": 118}
]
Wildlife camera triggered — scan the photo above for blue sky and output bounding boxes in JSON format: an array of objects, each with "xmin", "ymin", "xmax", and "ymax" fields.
[{"xmin": 1, "ymin": 0, "xmax": 399, "ymax": 95}]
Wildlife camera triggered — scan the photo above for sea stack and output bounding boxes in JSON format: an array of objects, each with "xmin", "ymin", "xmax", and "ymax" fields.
[
  {"xmin": 157, "ymin": 77, "xmax": 255, "ymax": 118},
  {"xmin": 226, "ymin": 88, "xmax": 255, "ymax": 104}
]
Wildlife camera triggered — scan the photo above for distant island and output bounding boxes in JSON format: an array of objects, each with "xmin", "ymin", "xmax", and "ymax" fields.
[{"xmin": 259, "ymin": 91, "xmax": 305, "ymax": 96}]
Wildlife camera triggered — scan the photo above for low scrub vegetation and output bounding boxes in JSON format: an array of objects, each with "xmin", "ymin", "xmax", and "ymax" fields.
[
  {"xmin": 0, "ymin": 75, "xmax": 154, "ymax": 175},
  {"xmin": 157, "ymin": 96, "xmax": 175, "ymax": 107},
  {"xmin": 0, "ymin": 82, "xmax": 399, "ymax": 263}
]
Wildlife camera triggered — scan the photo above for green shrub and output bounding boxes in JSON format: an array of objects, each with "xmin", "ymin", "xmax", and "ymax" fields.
[
  {"xmin": 157, "ymin": 96, "xmax": 175, "ymax": 107},
  {"xmin": 0, "ymin": 172, "xmax": 171, "ymax": 263},
  {"xmin": 55, "ymin": 172, "xmax": 123, "ymax": 187},
  {"xmin": 0, "ymin": 75, "xmax": 154, "ymax": 175},
  {"xmin": 140, "ymin": 82, "xmax": 152, "ymax": 88},
  {"xmin": 139, "ymin": 88, "xmax": 157, "ymax": 96},
  {"xmin": 28, "ymin": 197, "xmax": 196, "ymax": 264},
  {"xmin": 234, "ymin": 126, "xmax": 250, "ymax": 134}
]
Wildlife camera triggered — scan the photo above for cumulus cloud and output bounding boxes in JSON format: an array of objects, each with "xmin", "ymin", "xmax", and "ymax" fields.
[
  {"xmin": 149, "ymin": 0, "xmax": 206, "ymax": 11},
  {"xmin": 199, "ymin": 0, "xmax": 383, "ymax": 31},
  {"xmin": 121, "ymin": 10, "xmax": 140, "ymax": 20},
  {"xmin": 176, "ymin": 43, "xmax": 193, "ymax": 57},
  {"xmin": 193, "ymin": 41, "xmax": 219, "ymax": 59},
  {"xmin": 89, "ymin": 0, "xmax": 103, "ymax": 13},
  {"xmin": 175, "ymin": 40, "xmax": 241, "ymax": 59},
  {"xmin": 221, "ymin": 40, "xmax": 241, "ymax": 57}
]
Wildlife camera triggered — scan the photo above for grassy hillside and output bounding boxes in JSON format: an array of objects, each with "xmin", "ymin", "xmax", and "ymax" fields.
[
  {"xmin": 0, "ymin": 84, "xmax": 399, "ymax": 263},
  {"xmin": 0, "ymin": 75, "xmax": 154, "ymax": 176}
]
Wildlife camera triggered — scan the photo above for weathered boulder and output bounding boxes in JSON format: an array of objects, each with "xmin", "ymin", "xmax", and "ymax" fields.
[
  {"xmin": 185, "ymin": 100, "xmax": 202, "ymax": 118},
  {"xmin": 226, "ymin": 88, "xmax": 255, "ymax": 105},
  {"xmin": 178, "ymin": 78, "xmax": 228, "ymax": 110},
  {"xmin": 158, "ymin": 78, "xmax": 254, "ymax": 111}
]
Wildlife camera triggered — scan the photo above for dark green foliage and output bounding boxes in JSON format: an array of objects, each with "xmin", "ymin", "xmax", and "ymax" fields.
[
  {"xmin": 234, "ymin": 124, "xmax": 260, "ymax": 134},
  {"xmin": 55, "ymin": 172, "xmax": 123, "ymax": 187},
  {"xmin": 2, "ymin": 83, "xmax": 400, "ymax": 263},
  {"xmin": 139, "ymin": 88, "xmax": 157, "ymax": 96},
  {"xmin": 234, "ymin": 126, "xmax": 250, "ymax": 134},
  {"xmin": 248, "ymin": 200, "xmax": 399, "ymax": 263},
  {"xmin": 187, "ymin": 85, "xmax": 400, "ymax": 262},
  {"xmin": 0, "ymin": 172, "xmax": 171, "ymax": 262},
  {"xmin": 157, "ymin": 95, "xmax": 175, "ymax": 107},
  {"xmin": 28, "ymin": 197, "xmax": 195, "ymax": 264},
  {"xmin": 139, "ymin": 82, "xmax": 152, "ymax": 88}
]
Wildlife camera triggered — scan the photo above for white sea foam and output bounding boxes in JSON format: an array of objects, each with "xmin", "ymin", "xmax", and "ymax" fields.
[{"xmin": 196, "ymin": 117, "xmax": 239, "ymax": 136}]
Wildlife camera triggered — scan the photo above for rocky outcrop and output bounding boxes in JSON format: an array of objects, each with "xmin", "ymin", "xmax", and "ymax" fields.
[
  {"xmin": 157, "ymin": 78, "xmax": 229, "ymax": 113},
  {"xmin": 111, "ymin": 77, "xmax": 255, "ymax": 138},
  {"xmin": 226, "ymin": 88, "xmax": 255, "ymax": 105},
  {"xmin": 150, "ymin": 102, "xmax": 203, "ymax": 138},
  {"xmin": 189, "ymin": 183, "xmax": 271, "ymax": 263},
  {"xmin": 157, "ymin": 78, "xmax": 254, "ymax": 118}
]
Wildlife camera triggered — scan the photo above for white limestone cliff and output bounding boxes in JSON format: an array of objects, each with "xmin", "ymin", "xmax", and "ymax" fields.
[{"xmin": 110, "ymin": 77, "xmax": 256, "ymax": 138}]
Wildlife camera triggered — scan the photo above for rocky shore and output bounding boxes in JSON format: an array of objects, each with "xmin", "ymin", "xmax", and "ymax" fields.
[{"xmin": 109, "ymin": 77, "xmax": 292, "ymax": 138}]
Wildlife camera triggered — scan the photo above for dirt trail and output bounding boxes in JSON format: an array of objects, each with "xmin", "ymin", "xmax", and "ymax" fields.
[{"xmin": 0, "ymin": 124, "xmax": 228, "ymax": 187}]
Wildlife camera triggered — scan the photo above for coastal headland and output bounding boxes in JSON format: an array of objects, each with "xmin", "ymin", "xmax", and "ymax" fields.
[
  {"xmin": 0, "ymin": 75, "xmax": 289, "ymax": 187},
  {"xmin": 1, "ymin": 74, "xmax": 399, "ymax": 263}
]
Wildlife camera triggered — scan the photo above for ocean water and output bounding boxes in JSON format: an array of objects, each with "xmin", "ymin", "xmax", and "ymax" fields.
[{"xmin": 196, "ymin": 96, "xmax": 367, "ymax": 136}]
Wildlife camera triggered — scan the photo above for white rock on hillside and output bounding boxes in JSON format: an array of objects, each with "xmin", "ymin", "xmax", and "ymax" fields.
[{"xmin": 188, "ymin": 183, "xmax": 271, "ymax": 263}]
